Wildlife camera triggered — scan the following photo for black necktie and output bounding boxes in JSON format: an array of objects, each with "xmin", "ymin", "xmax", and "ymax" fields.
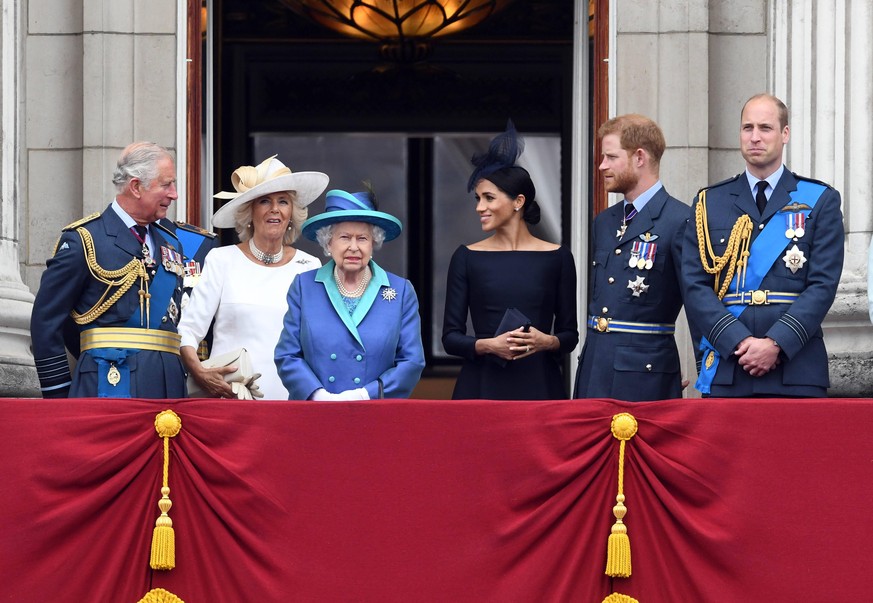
[
  {"xmin": 755, "ymin": 181, "xmax": 768, "ymax": 215},
  {"xmin": 624, "ymin": 202, "xmax": 636, "ymax": 222}
]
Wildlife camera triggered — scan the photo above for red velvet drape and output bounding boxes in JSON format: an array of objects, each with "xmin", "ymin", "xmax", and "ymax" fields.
[{"xmin": 2, "ymin": 397, "xmax": 871, "ymax": 602}]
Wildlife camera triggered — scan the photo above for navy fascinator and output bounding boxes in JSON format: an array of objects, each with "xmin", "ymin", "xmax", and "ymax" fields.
[{"xmin": 467, "ymin": 120, "xmax": 525, "ymax": 192}]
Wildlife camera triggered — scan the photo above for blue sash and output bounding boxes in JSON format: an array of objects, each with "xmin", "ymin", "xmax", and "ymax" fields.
[
  {"xmin": 126, "ymin": 229, "xmax": 181, "ymax": 329},
  {"xmin": 87, "ymin": 348, "xmax": 136, "ymax": 398},
  {"xmin": 173, "ymin": 227, "xmax": 210, "ymax": 261},
  {"xmin": 696, "ymin": 180, "xmax": 826, "ymax": 393}
]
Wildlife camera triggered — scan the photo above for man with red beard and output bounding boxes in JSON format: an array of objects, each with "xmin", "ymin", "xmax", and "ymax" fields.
[{"xmin": 573, "ymin": 114, "xmax": 690, "ymax": 401}]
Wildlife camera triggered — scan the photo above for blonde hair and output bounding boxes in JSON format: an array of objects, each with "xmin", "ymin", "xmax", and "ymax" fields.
[{"xmin": 233, "ymin": 191, "xmax": 309, "ymax": 245}]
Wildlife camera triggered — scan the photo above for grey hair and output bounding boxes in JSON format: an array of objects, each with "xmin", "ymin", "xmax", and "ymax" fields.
[
  {"xmin": 112, "ymin": 142, "xmax": 173, "ymax": 193},
  {"xmin": 315, "ymin": 223, "xmax": 386, "ymax": 256},
  {"xmin": 233, "ymin": 191, "xmax": 309, "ymax": 245}
]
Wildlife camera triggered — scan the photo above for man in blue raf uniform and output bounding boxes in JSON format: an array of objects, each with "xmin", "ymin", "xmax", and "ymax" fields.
[
  {"xmin": 682, "ymin": 94, "xmax": 844, "ymax": 397},
  {"xmin": 30, "ymin": 142, "xmax": 188, "ymax": 398},
  {"xmin": 574, "ymin": 114, "xmax": 689, "ymax": 401}
]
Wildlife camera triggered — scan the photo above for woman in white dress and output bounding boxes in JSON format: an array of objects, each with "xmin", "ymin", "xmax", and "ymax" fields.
[{"xmin": 178, "ymin": 155, "xmax": 328, "ymax": 399}]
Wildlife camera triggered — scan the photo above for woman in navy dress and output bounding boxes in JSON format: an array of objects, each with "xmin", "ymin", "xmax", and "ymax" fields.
[{"xmin": 442, "ymin": 122, "xmax": 578, "ymax": 400}]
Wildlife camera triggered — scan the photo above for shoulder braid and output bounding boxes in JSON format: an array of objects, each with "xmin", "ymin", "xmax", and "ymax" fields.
[
  {"xmin": 69, "ymin": 227, "xmax": 149, "ymax": 325},
  {"xmin": 694, "ymin": 189, "xmax": 753, "ymax": 299}
]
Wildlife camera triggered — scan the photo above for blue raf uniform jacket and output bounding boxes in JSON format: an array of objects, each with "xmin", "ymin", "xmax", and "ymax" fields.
[
  {"xmin": 30, "ymin": 205, "xmax": 187, "ymax": 398},
  {"xmin": 681, "ymin": 170, "xmax": 844, "ymax": 397},
  {"xmin": 573, "ymin": 187, "xmax": 689, "ymax": 401},
  {"xmin": 274, "ymin": 260, "xmax": 426, "ymax": 400}
]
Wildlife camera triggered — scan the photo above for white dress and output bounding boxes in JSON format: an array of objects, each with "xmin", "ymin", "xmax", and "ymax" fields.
[{"xmin": 178, "ymin": 245, "xmax": 322, "ymax": 399}]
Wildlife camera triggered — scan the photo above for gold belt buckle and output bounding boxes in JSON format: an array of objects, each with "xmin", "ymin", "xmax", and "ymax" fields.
[
  {"xmin": 594, "ymin": 317, "xmax": 610, "ymax": 333},
  {"xmin": 747, "ymin": 289, "xmax": 769, "ymax": 305}
]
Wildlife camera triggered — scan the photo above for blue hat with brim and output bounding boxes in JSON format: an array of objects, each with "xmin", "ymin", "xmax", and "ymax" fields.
[{"xmin": 301, "ymin": 189, "xmax": 403, "ymax": 242}]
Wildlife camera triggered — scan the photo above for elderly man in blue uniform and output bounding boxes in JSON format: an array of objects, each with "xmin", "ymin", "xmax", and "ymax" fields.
[
  {"xmin": 573, "ymin": 114, "xmax": 689, "ymax": 401},
  {"xmin": 682, "ymin": 94, "xmax": 844, "ymax": 397},
  {"xmin": 30, "ymin": 142, "xmax": 188, "ymax": 398}
]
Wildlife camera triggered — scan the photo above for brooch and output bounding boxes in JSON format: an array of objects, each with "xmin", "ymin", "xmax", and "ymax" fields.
[
  {"xmin": 627, "ymin": 275, "xmax": 649, "ymax": 297},
  {"xmin": 382, "ymin": 287, "xmax": 397, "ymax": 302},
  {"xmin": 782, "ymin": 244, "xmax": 807, "ymax": 274}
]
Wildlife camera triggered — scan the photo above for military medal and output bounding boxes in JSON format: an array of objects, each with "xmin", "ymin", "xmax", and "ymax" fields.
[
  {"xmin": 107, "ymin": 363, "xmax": 121, "ymax": 386},
  {"xmin": 167, "ymin": 298, "xmax": 179, "ymax": 324},
  {"xmin": 183, "ymin": 260, "xmax": 202, "ymax": 288},
  {"xmin": 782, "ymin": 244, "xmax": 807, "ymax": 273},
  {"xmin": 644, "ymin": 242, "xmax": 656, "ymax": 270},
  {"xmin": 629, "ymin": 241, "xmax": 641, "ymax": 268},
  {"xmin": 627, "ymin": 275, "xmax": 649, "ymax": 297},
  {"xmin": 794, "ymin": 213, "xmax": 806, "ymax": 238},
  {"xmin": 785, "ymin": 212, "xmax": 806, "ymax": 239}
]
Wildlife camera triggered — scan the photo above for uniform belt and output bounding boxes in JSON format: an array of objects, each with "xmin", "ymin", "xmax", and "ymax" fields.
[
  {"xmin": 80, "ymin": 327, "xmax": 181, "ymax": 355},
  {"xmin": 587, "ymin": 316, "xmax": 675, "ymax": 335},
  {"xmin": 722, "ymin": 290, "xmax": 800, "ymax": 306}
]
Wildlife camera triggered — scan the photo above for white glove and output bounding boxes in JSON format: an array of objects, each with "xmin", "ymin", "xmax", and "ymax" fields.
[
  {"xmin": 310, "ymin": 388, "xmax": 341, "ymax": 401},
  {"xmin": 229, "ymin": 373, "xmax": 263, "ymax": 400},
  {"xmin": 337, "ymin": 387, "xmax": 370, "ymax": 400}
]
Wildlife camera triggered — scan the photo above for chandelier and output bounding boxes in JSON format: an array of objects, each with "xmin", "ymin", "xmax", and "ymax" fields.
[{"xmin": 280, "ymin": 0, "xmax": 512, "ymax": 61}]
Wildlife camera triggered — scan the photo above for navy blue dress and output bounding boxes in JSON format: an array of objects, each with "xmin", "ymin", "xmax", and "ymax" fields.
[{"xmin": 442, "ymin": 245, "xmax": 578, "ymax": 400}]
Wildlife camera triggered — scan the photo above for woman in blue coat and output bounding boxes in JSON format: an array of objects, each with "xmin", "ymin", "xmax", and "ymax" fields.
[{"xmin": 274, "ymin": 188, "xmax": 425, "ymax": 400}]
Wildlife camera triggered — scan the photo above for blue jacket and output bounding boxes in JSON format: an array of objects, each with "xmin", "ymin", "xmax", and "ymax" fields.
[
  {"xmin": 681, "ymin": 170, "xmax": 844, "ymax": 397},
  {"xmin": 274, "ymin": 260, "xmax": 425, "ymax": 400},
  {"xmin": 30, "ymin": 205, "xmax": 187, "ymax": 398},
  {"xmin": 574, "ymin": 187, "xmax": 689, "ymax": 401}
]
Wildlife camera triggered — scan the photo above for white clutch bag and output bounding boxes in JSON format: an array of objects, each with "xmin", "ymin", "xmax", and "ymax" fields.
[{"xmin": 187, "ymin": 347, "xmax": 262, "ymax": 399}]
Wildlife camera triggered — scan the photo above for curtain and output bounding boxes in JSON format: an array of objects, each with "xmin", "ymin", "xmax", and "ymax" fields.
[{"xmin": 2, "ymin": 397, "xmax": 871, "ymax": 602}]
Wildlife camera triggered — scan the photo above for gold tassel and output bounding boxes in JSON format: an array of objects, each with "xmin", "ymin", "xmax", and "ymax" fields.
[
  {"xmin": 605, "ymin": 413, "xmax": 638, "ymax": 578},
  {"xmin": 601, "ymin": 593, "xmax": 640, "ymax": 603},
  {"xmin": 150, "ymin": 410, "xmax": 182, "ymax": 571},
  {"xmin": 137, "ymin": 587, "xmax": 186, "ymax": 603}
]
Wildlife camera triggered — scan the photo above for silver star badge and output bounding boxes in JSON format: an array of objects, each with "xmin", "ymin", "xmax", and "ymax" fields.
[
  {"xmin": 627, "ymin": 275, "xmax": 649, "ymax": 297},
  {"xmin": 381, "ymin": 287, "xmax": 397, "ymax": 302},
  {"xmin": 782, "ymin": 244, "xmax": 807, "ymax": 274}
]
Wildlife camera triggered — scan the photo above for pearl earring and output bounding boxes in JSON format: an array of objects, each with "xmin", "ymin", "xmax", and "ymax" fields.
[{"xmin": 514, "ymin": 206, "xmax": 521, "ymax": 212}]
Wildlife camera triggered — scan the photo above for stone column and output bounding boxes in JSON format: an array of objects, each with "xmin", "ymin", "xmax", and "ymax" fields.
[
  {"xmin": 772, "ymin": 0, "xmax": 873, "ymax": 395},
  {"xmin": 0, "ymin": 0, "xmax": 39, "ymax": 396}
]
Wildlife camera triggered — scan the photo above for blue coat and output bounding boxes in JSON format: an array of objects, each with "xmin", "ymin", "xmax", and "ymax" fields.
[
  {"xmin": 573, "ymin": 187, "xmax": 689, "ymax": 401},
  {"xmin": 30, "ymin": 205, "xmax": 187, "ymax": 398},
  {"xmin": 681, "ymin": 170, "xmax": 844, "ymax": 397},
  {"xmin": 274, "ymin": 260, "xmax": 425, "ymax": 400}
]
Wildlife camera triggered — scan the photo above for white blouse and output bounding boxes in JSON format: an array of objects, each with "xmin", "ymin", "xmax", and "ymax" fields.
[{"xmin": 178, "ymin": 244, "xmax": 322, "ymax": 400}]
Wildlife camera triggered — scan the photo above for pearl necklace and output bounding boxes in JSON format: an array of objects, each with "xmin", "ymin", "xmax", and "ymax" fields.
[
  {"xmin": 249, "ymin": 238, "xmax": 283, "ymax": 265},
  {"xmin": 334, "ymin": 265, "xmax": 371, "ymax": 298}
]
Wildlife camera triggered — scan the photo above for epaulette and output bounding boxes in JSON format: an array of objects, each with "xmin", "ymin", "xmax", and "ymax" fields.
[
  {"xmin": 695, "ymin": 173, "xmax": 742, "ymax": 195},
  {"xmin": 61, "ymin": 212, "xmax": 100, "ymax": 231},
  {"xmin": 793, "ymin": 172, "xmax": 834, "ymax": 189},
  {"xmin": 174, "ymin": 221, "xmax": 217, "ymax": 238}
]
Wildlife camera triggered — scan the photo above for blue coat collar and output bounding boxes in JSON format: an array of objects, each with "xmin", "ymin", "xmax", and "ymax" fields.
[{"xmin": 314, "ymin": 260, "xmax": 391, "ymax": 348}]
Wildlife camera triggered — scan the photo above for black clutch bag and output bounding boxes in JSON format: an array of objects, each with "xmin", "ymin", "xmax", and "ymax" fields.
[{"xmin": 490, "ymin": 308, "xmax": 531, "ymax": 367}]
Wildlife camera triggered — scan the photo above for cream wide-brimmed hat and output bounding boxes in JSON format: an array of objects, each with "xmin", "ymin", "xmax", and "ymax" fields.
[{"xmin": 211, "ymin": 155, "xmax": 329, "ymax": 229}]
